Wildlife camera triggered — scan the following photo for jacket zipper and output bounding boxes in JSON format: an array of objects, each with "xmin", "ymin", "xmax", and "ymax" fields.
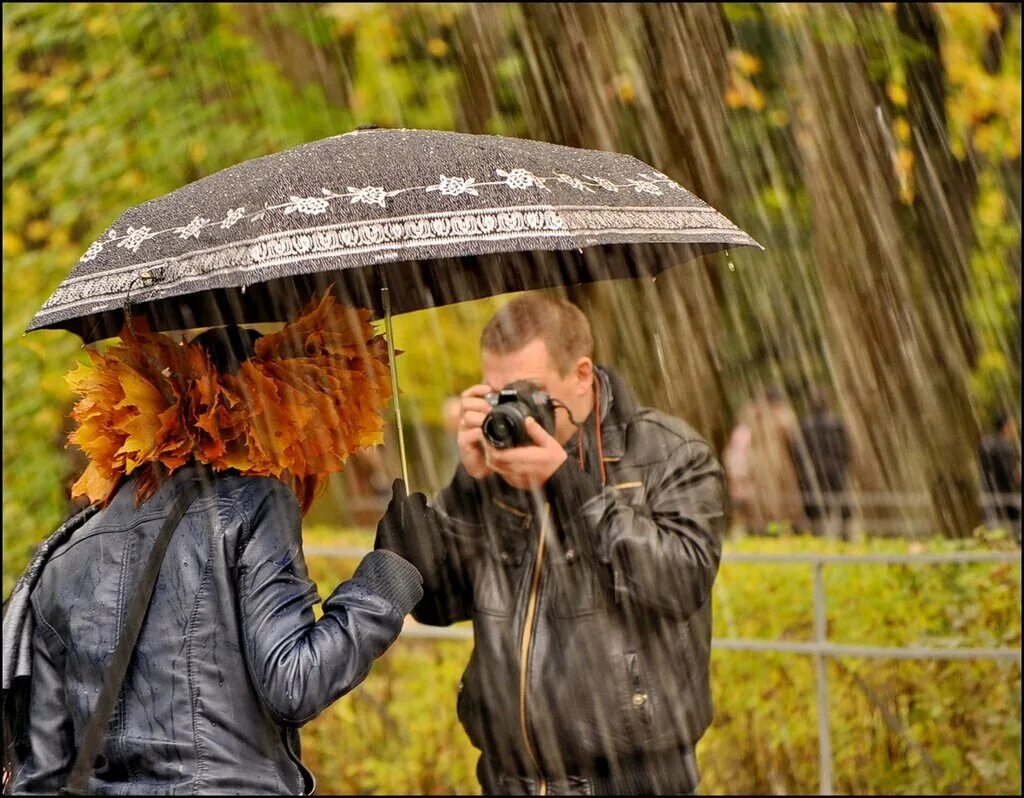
[{"xmin": 518, "ymin": 502, "xmax": 549, "ymax": 795}]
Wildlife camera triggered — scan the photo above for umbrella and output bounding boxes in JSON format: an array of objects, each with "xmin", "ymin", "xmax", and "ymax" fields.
[{"xmin": 28, "ymin": 126, "xmax": 762, "ymax": 483}]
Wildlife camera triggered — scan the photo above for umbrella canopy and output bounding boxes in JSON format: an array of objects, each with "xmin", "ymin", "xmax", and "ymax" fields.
[{"xmin": 28, "ymin": 127, "xmax": 761, "ymax": 342}]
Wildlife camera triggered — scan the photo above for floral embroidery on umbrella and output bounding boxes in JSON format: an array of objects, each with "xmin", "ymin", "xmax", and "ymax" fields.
[
  {"xmin": 116, "ymin": 226, "xmax": 153, "ymax": 252},
  {"xmin": 283, "ymin": 196, "xmax": 330, "ymax": 215},
  {"xmin": 554, "ymin": 172, "xmax": 595, "ymax": 192},
  {"xmin": 81, "ymin": 240, "xmax": 105, "ymax": 262},
  {"xmin": 69, "ymin": 167, "xmax": 703, "ymax": 267},
  {"xmin": 221, "ymin": 207, "xmax": 247, "ymax": 229},
  {"xmin": 585, "ymin": 175, "xmax": 620, "ymax": 192},
  {"xmin": 346, "ymin": 186, "xmax": 392, "ymax": 208},
  {"xmin": 426, "ymin": 175, "xmax": 479, "ymax": 196},
  {"xmin": 496, "ymin": 168, "xmax": 546, "ymax": 190},
  {"xmin": 629, "ymin": 179, "xmax": 663, "ymax": 196},
  {"xmin": 176, "ymin": 216, "xmax": 210, "ymax": 240}
]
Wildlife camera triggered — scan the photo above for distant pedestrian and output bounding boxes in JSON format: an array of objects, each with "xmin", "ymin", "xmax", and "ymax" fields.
[
  {"xmin": 978, "ymin": 413, "xmax": 1021, "ymax": 534},
  {"xmin": 790, "ymin": 388, "xmax": 852, "ymax": 539},
  {"xmin": 728, "ymin": 387, "xmax": 804, "ymax": 533}
]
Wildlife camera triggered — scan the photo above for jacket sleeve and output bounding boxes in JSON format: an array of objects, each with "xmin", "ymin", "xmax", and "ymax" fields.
[
  {"xmin": 546, "ymin": 436, "xmax": 726, "ymax": 619},
  {"xmin": 8, "ymin": 601, "xmax": 74, "ymax": 795},
  {"xmin": 235, "ymin": 480, "xmax": 423, "ymax": 726},
  {"xmin": 407, "ymin": 467, "xmax": 482, "ymax": 627}
]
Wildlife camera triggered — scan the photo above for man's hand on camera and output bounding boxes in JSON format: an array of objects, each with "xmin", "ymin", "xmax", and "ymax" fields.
[
  {"xmin": 485, "ymin": 417, "xmax": 568, "ymax": 490},
  {"xmin": 457, "ymin": 383, "xmax": 495, "ymax": 480}
]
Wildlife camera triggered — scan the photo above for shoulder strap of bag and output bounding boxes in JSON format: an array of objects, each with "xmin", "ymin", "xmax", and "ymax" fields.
[{"xmin": 61, "ymin": 480, "xmax": 206, "ymax": 796}]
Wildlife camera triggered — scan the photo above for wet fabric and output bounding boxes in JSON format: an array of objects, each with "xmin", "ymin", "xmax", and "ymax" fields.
[
  {"xmin": 6, "ymin": 466, "xmax": 422, "ymax": 795},
  {"xmin": 387, "ymin": 368, "xmax": 725, "ymax": 793}
]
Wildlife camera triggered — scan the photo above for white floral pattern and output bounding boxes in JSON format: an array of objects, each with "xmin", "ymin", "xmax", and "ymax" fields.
[
  {"xmin": 283, "ymin": 196, "xmax": 330, "ymax": 215},
  {"xmin": 629, "ymin": 180, "xmax": 663, "ymax": 196},
  {"xmin": 497, "ymin": 168, "xmax": 541, "ymax": 190},
  {"xmin": 554, "ymin": 172, "xmax": 595, "ymax": 193},
  {"xmin": 221, "ymin": 207, "xmax": 247, "ymax": 229},
  {"xmin": 347, "ymin": 186, "xmax": 389, "ymax": 208},
  {"xmin": 116, "ymin": 226, "xmax": 153, "ymax": 253},
  {"xmin": 68, "ymin": 167, "xmax": 704, "ymax": 265},
  {"xmin": 176, "ymin": 216, "xmax": 210, "ymax": 240},
  {"xmin": 81, "ymin": 240, "xmax": 104, "ymax": 261},
  {"xmin": 40, "ymin": 205, "xmax": 754, "ymax": 318},
  {"xmin": 426, "ymin": 175, "xmax": 479, "ymax": 196},
  {"xmin": 585, "ymin": 175, "xmax": 619, "ymax": 193}
]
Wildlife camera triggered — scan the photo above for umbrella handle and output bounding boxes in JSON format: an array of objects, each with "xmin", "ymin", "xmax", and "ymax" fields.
[{"xmin": 381, "ymin": 285, "xmax": 410, "ymax": 490}]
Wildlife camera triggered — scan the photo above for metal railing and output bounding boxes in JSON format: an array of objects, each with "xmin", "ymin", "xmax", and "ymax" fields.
[
  {"xmin": 328, "ymin": 492, "xmax": 1022, "ymax": 537},
  {"xmin": 305, "ymin": 545, "xmax": 1022, "ymax": 795}
]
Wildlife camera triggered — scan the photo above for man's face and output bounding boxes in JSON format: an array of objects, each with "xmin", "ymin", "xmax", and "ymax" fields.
[{"xmin": 481, "ymin": 338, "xmax": 594, "ymax": 445}]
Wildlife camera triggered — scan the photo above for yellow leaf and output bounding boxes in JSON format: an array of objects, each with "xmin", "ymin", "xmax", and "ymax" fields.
[
  {"xmin": 725, "ymin": 86, "xmax": 745, "ymax": 109},
  {"xmin": 26, "ymin": 219, "xmax": 51, "ymax": 243},
  {"xmin": 887, "ymin": 82, "xmax": 908, "ymax": 108},
  {"xmin": 617, "ymin": 79, "xmax": 636, "ymax": 104},
  {"xmin": 732, "ymin": 50, "xmax": 763, "ymax": 77},
  {"xmin": 897, "ymin": 147, "xmax": 914, "ymax": 173},
  {"xmin": 894, "ymin": 117, "xmax": 911, "ymax": 143},
  {"xmin": 2, "ymin": 231, "xmax": 24, "ymax": 257},
  {"xmin": 426, "ymin": 37, "xmax": 449, "ymax": 58},
  {"xmin": 43, "ymin": 84, "xmax": 72, "ymax": 106}
]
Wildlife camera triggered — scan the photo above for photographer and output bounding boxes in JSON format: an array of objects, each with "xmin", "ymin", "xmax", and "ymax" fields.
[{"xmin": 377, "ymin": 294, "xmax": 725, "ymax": 796}]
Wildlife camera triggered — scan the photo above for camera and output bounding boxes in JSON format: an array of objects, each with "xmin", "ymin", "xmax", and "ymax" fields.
[{"xmin": 482, "ymin": 380, "xmax": 557, "ymax": 449}]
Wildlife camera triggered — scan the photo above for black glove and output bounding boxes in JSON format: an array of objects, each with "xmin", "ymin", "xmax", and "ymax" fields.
[{"xmin": 374, "ymin": 479, "xmax": 445, "ymax": 584}]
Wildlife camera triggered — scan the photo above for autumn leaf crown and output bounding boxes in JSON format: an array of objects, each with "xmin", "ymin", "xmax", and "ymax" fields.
[{"xmin": 66, "ymin": 289, "xmax": 393, "ymax": 511}]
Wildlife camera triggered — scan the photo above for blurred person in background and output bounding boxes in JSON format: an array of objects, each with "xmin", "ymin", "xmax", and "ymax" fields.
[
  {"xmin": 978, "ymin": 413, "xmax": 1021, "ymax": 536},
  {"xmin": 376, "ymin": 293, "xmax": 725, "ymax": 796},
  {"xmin": 790, "ymin": 388, "xmax": 852, "ymax": 540},
  {"xmin": 728, "ymin": 386, "xmax": 805, "ymax": 534}
]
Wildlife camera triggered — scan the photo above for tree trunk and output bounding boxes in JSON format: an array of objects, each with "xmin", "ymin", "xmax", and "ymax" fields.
[
  {"xmin": 793, "ymin": 3, "xmax": 982, "ymax": 536},
  {"xmin": 512, "ymin": 3, "xmax": 736, "ymax": 446},
  {"xmin": 897, "ymin": 2, "xmax": 983, "ymax": 534}
]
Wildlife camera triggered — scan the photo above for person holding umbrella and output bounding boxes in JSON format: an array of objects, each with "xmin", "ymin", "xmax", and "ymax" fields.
[
  {"xmin": 3, "ymin": 291, "xmax": 427, "ymax": 795},
  {"xmin": 376, "ymin": 293, "xmax": 726, "ymax": 795}
]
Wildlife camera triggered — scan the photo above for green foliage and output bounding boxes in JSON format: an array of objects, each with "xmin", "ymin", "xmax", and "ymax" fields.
[{"xmin": 299, "ymin": 533, "xmax": 1021, "ymax": 795}]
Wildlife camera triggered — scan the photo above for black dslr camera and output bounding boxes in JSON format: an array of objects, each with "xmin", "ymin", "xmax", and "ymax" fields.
[{"xmin": 482, "ymin": 380, "xmax": 557, "ymax": 449}]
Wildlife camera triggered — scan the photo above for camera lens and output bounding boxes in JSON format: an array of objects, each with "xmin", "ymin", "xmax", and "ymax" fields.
[{"xmin": 483, "ymin": 406, "xmax": 524, "ymax": 449}]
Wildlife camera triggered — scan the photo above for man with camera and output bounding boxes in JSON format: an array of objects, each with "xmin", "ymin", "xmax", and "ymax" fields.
[{"xmin": 376, "ymin": 293, "xmax": 726, "ymax": 796}]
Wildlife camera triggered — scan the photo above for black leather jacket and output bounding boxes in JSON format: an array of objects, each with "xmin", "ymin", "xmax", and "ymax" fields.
[
  {"xmin": 408, "ymin": 369, "xmax": 725, "ymax": 794},
  {"xmin": 7, "ymin": 466, "xmax": 422, "ymax": 795}
]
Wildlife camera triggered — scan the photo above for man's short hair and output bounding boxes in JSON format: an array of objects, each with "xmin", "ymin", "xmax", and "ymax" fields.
[{"xmin": 480, "ymin": 293, "xmax": 593, "ymax": 375}]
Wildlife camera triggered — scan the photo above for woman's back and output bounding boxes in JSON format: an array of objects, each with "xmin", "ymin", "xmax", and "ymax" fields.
[{"xmin": 10, "ymin": 466, "xmax": 422, "ymax": 795}]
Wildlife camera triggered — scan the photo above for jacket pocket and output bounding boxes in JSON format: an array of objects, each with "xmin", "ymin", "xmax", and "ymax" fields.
[
  {"xmin": 470, "ymin": 499, "xmax": 529, "ymax": 617},
  {"xmin": 548, "ymin": 554, "xmax": 602, "ymax": 618},
  {"xmin": 624, "ymin": 650, "xmax": 653, "ymax": 732},
  {"xmin": 470, "ymin": 552, "xmax": 521, "ymax": 617}
]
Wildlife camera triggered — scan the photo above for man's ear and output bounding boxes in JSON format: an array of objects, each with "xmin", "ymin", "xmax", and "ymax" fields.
[{"xmin": 575, "ymin": 357, "xmax": 594, "ymax": 395}]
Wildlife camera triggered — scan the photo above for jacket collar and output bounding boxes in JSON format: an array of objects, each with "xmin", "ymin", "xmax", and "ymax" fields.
[{"xmin": 565, "ymin": 366, "xmax": 637, "ymax": 466}]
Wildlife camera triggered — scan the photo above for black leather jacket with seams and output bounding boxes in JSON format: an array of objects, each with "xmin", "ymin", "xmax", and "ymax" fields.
[
  {"xmin": 7, "ymin": 466, "xmax": 422, "ymax": 796},
  {"xmin": 406, "ymin": 368, "xmax": 726, "ymax": 793}
]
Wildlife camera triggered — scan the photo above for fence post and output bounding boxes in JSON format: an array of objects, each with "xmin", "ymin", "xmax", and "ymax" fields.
[{"xmin": 813, "ymin": 562, "xmax": 834, "ymax": 795}]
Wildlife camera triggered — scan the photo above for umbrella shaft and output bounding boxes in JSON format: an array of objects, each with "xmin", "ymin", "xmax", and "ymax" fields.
[{"xmin": 381, "ymin": 286, "xmax": 410, "ymax": 489}]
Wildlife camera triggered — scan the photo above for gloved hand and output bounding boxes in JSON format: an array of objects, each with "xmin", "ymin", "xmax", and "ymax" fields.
[{"xmin": 374, "ymin": 479, "xmax": 445, "ymax": 584}]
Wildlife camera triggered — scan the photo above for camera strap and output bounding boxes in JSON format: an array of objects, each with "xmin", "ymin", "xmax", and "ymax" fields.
[{"xmin": 578, "ymin": 378, "xmax": 608, "ymax": 486}]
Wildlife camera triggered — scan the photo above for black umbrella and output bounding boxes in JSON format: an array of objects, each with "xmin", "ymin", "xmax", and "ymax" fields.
[{"xmin": 28, "ymin": 127, "xmax": 762, "ymax": 482}]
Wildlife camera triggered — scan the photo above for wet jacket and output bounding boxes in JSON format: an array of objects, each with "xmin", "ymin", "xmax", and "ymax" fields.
[
  {"xmin": 7, "ymin": 465, "xmax": 422, "ymax": 795},
  {"xmin": 411, "ymin": 369, "xmax": 725, "ymax": 794}
]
